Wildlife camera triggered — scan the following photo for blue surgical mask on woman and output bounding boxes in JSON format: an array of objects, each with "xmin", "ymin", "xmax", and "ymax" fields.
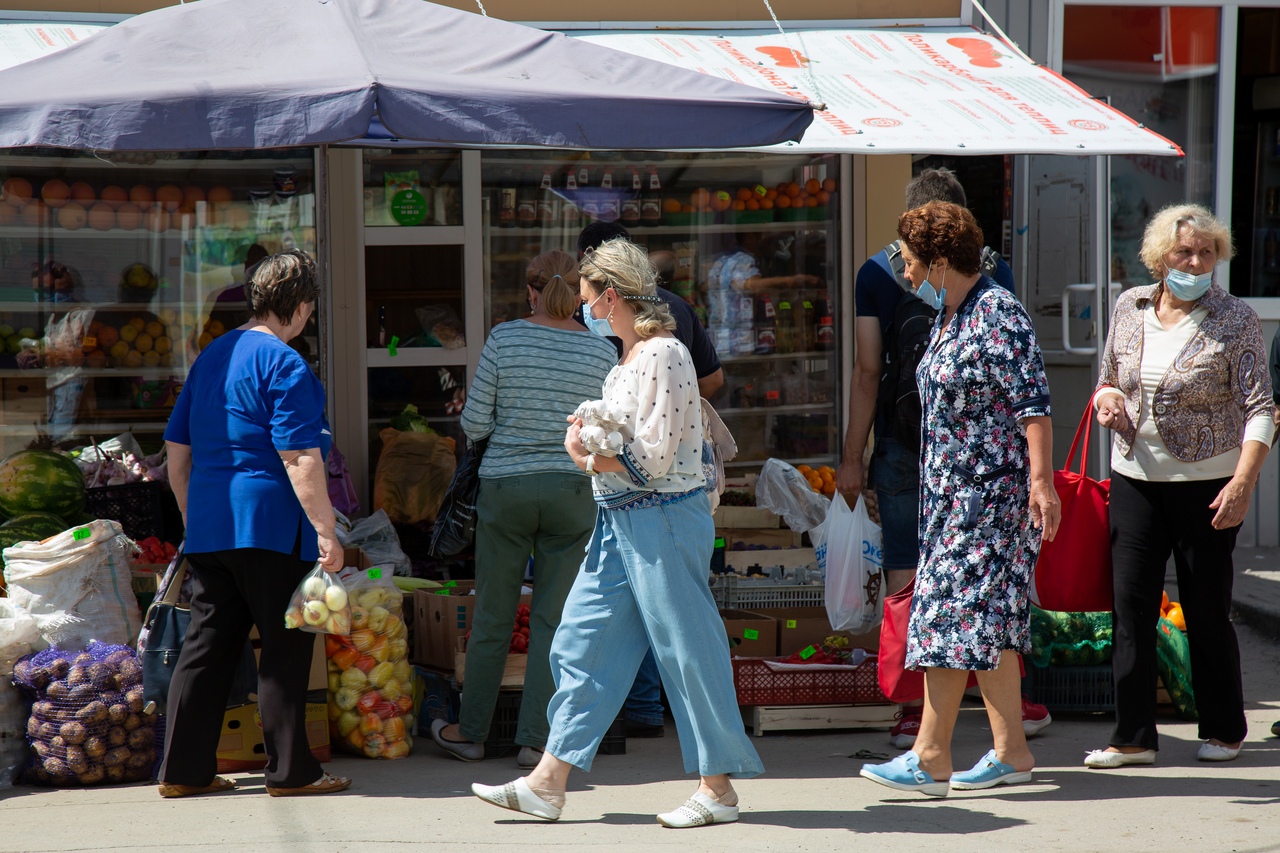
[
  {"xmin": 1164, "ymin": 267, "xmax": 1213, "ymax": 302},
  {"xmin": 583, "ymin": 291, "xmax": 613, "ymax": 337},
  {"xmin": 917, "ymin": 264, "xmax": 946, "ymax": 311}
]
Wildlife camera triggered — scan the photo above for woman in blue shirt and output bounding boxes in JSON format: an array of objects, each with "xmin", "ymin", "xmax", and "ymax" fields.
[{"xmin": 157, "ymin": 251, "xmax": 350, "ymax": 799}]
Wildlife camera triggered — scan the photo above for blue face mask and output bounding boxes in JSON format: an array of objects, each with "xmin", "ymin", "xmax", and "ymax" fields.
[
  {"xmin": 916, "ymin": 265, "xmax": 946, "ymax": 311},
  {"xmin": 1164, "ymin": 267, "xmax": 1213, "ymax": 302},
  {"xmin": 583, "ymin": 292, "xmax": 613, "ymax": 337}
]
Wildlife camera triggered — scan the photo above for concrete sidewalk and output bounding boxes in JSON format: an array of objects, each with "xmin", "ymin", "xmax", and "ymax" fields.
[{"xmin": 1233, "ymin": 546, "xmax": 1280, "ymax": 639}]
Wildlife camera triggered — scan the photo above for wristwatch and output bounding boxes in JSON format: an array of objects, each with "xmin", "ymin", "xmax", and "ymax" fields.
[{"xmin": 584, "ymin": 454, "xmax": 597, "ymax": 476}]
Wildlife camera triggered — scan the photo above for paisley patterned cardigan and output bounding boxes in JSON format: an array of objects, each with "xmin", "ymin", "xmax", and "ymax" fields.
[{"xmin": 1096, "ymin": 282, "xmax": 1273, "ymax": 463}]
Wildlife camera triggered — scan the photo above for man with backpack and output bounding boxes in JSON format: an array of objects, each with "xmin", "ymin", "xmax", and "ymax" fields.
[{"xmin": 835, "ymin": 167, "xmax": 1050, "ymax": 748}]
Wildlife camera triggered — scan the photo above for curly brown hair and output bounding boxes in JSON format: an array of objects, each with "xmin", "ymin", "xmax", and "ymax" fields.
[{"xmin": 897, "ymin": 201, "xmax": 984, "ymax": 275}]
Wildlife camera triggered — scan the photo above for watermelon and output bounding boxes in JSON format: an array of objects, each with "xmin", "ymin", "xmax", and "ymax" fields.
[
  {"xmin": 0, "ymin": 511, "xmax": 71, "ymax": 552},
  {"xmin": 0, "ymin": 450, "xmax": 86, "ymax": 520}
]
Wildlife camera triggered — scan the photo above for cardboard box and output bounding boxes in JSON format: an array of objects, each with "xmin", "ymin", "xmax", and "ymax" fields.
[
  {"xmin": 0, "ymin": 377, "xmax": 46, "ymax": 425},
  {"xmin": 413, "ymin": 582, "xmax": 532, "ymax": 671},
  {"xmin": 713, "ymin": 506, "xmax": 781, "ymax": 529},
  {"xmin": 454, "ymin": 636, "xmax": 527, "ymax": 688},
  {"xmin": 720, "ymin": 609, "xmax": 778, "ymax": 657},
  {"xmin": 215, "ymin": 701, "xmax": 329, "ymax": 773},
  {"xmin": 755, "ymin": 606, "xmax": 836, "ymax": 657}
]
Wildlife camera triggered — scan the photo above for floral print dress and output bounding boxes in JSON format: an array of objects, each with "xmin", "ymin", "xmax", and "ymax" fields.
[{"xmin": 906, "ymin": 279, "xmax": 1052, "ymax": 671}]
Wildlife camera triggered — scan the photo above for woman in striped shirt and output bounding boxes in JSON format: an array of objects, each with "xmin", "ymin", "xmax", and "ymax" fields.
[{"xmin": 430, "ymin": 251, "xmax": 616, "ymax": 767}]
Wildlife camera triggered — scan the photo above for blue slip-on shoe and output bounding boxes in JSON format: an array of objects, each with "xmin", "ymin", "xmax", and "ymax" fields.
[
  {"xmin": 859, "ymin": 750, "xmax": 949, "ymax": 797},
  {"xmin": 949, "ymin": 749, "xmax": 1034, "ymax": 790}
]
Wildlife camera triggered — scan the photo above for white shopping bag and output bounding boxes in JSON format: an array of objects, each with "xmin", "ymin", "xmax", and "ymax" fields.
[{"xmin": 820, "ymin": 493, "xmax": 884, "ymax": 633}]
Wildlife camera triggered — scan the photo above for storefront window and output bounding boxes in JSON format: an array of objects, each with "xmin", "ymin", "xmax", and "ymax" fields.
[
  {"xmin": 0, "ymin": 148, "xmax": 318, "ymax": 455},
  {"xmin": 480, "ymin": 151, "xmax": 842, "ymax": 473},
  {"xmin": 361, "ymin": 150, "xmax": 462, "ymax": 227},
  {"xmin": 1063, "ymin": 5, "xmax": 1219, "ymax": 288}
]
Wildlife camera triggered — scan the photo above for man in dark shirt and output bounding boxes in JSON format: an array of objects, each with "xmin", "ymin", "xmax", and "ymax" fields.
[{"xmin": 835, "ymin": 168, "xmax": 1046, "ymax": 748}]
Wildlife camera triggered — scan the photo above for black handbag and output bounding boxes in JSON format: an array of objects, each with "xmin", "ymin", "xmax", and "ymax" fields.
[{"xmin": 429, "ymin": 437, "xmax": 487, "ymax": 558}]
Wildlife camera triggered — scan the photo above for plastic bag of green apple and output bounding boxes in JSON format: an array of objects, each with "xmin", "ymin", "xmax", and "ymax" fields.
[
  {"xmin": 324, "ymin": 566, "xmax": 414, "ymax": 759},
  {"xmin": 283, "ymin": 565, "xmax": 352, "ymax": 635}
]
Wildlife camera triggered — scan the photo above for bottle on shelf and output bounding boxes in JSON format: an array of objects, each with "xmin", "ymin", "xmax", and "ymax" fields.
[
  {"xmin": 761, "ymin": 364, "xmax": 782, "ymax": 408},
  {"xmin": 775, "ymin": 297, "xmax": 795, "ymax": 354},
  {"xmin": 598, "ymin": 166, "xmax": 620, "ymax": 223},
  {"xmin": 516, "ymin": 165, "xmax": 538, "ymax": 228},
  {"xmin": 620, "ymin": 167, "xmax": 642, "ymax": 228},
  {"xmin": 496, "ymin": 166, "xmax": 518, "ymax": 228},
  {"xmin": 536, "ymin": 165, "xmax": 559, "ymax": 228},
  {"xmin": 561, "ymin": 166, "xmax": 581, "ymax": 228},
  {"xmin": 815, "ymin": 293, "xmax": 835, "ymax": 350},
  {"xmin": 754, "ymin": 293, "xmax": 776, "ymax": 355},
  {"xmin": 796, "ymin": 298, "xmax": 814, "ymax": 352},
  {"xmin": 641, "ymin": 165, "xmax": 663, "ymax": 226},
  {"xmin": 579, "ymin": 164, "xmax": 600, "ymax": 221}
]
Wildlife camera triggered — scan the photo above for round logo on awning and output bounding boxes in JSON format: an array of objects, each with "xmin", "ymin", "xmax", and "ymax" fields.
[
  {"xmin": 1070, "ymin": 120, "xmax": 1108, "ymax": 131},
  {"xmin": 862, "ymin": 118, "xmax": 902, "ymax": 128}
]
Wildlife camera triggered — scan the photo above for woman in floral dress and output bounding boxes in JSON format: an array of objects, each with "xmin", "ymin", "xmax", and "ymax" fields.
[{"xmin": 862, "ymin": 202, "xmax": 1060, "ymax": 797}]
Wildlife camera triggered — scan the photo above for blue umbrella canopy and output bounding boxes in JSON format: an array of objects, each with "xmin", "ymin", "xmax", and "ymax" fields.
[{"xmin": 0, "ymin": 0, "xmax": 813, "ymax": 151}]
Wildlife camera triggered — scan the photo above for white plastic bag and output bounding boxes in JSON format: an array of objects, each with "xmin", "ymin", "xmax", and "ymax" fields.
[
  {"xmin": 3, "ymin": 519, "xmax": 142, "ymax": 649},
  {"xmin": 0, "ymin": 600, "xmax": 41, "ymax": 787},
  {"xmin": 820, "ymin": 493, "xmax": 884, "ymax": 633},
  {"xmin": 755, "ymin": 458, "xmax": 829, "ymax": 533},
  {"xmin": 336, "ymin": 509, "xmax": 412, "ymax": 577}
]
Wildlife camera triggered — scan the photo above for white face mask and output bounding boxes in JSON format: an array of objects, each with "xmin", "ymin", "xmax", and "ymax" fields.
[
  {"xmin": 1164, "ymin": 267, "xmax": 1213, "ymax": 301},
  {"xmin": 917, "ymin": 263, "xmax": 946, "ymax": 310}
]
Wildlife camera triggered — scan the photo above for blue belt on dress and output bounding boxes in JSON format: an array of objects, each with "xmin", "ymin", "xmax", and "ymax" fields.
[
  {"xmin": 951, "ymin": 463, "xmax": 1015, "ymax": 527},
  {"xmin": 598, "ymin": 486, "xmax": 703, "ymax": 512}
]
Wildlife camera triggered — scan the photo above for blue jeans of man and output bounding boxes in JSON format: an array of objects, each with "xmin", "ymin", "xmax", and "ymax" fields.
[
  {"xmin": 624, "ymin": 650, "xmax": 664, "ymax": 726},
  {"xmin": 545, "ymin": 492, "xmax": 763, "ymax": 777}
]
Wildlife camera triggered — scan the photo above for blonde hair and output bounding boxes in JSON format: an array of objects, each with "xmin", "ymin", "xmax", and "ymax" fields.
[
  {"xmin": 1140, "ymin": 203, "xmax": 1235, "ymax": 277},
  {"xmin": 579, "ymin": 238, "xmax": 677, "ymax": 338},
  {"xmin": 526, "ymin": 250, "xmax": 579, "ymax": 320}
]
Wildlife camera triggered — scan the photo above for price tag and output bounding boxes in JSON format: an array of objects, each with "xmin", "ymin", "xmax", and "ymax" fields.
[
  {"xmin": 786, "ymin": 619, "xmax": 798, "ymax": 629},
  {"xmin": 388, "ymin": 335, "xmax": 399, "ymax": 357},
  {"xmin": 443, "ymin": 580, "xmax": 457, "ymax": 588},
  {"xmin": 716, "ymin": 190, "xmax": 731, "ymax": 202},
  {"xmin": 72, "ymin": 527, "xmax": 91, "ymax": 541},
  {"xmin": 754, "ymin": 184, "xmax": 768, "ymax": 197},
  {"xmin": 433, "ymin": 588, "xmax": 450, "ymax": 595},
  {"xmin": 799, "ymin": 645, "xmax": 817, "ymax": 660},
  {"xmin": 368, "ymin": 568, "xmax": 383, "ymax": 579},
  {"xmin": 743, "ymin": 629, "xmax": 759, "ymax": 641},
  {"xmin": 81, "ymin": 336, "xmax": 97, "ymax": 349}
]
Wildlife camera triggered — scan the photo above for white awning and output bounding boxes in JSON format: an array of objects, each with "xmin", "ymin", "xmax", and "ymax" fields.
[{"xmin": 576, "ymin": 27, "xmax": 1183, "ymax": 157}]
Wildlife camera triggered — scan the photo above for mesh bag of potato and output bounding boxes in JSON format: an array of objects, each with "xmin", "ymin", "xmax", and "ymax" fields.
[{"xmin": 13, "ymin": 642, "xmax": 156, "ymax": 786}]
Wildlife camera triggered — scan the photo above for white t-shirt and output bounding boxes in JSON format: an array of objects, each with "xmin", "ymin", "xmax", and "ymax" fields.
[{"xmin": 592, "ymin": 336, "xmax": 706, "ymax": 508}]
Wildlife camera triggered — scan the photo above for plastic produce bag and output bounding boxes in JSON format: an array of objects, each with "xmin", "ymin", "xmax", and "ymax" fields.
[
  {"xmin": 284, "ymin": 565, "xmax": 352, "ymax": 635},
  {"xmin": 372, "ymin": 428, "xmax": 457, "ymax": 525},
  {"xmin": 337, "ymin": 509, "xmax": 412, "ymax": 577},
  {"xmin": 1028, "ymin": 607, "xmax": 1113, "ymax": 667},
  {"xmin": 12, "ymin": 642, "xmax": 157, "ymax": 786},
  {"xmin": 756, "ymin": 458, "xmax": 829, "ymax": 534},
  {"xmin": 0, "ymin": 601, "xmax": 41, "ymax": 787},
  {"xmin": 1155, "ymin": 617, "xmax": 1196, "ymax": 721},
  {"xmin": 429, "ymin": 439, "xmax": 486, "ymax": 560},
  {"xmin": 3, "ymin": 520, "xmax": 142, "ymax": 649},
  {"xmin": 325, "ymin": 567, "xmax": 415, "ymax": 760},
  {"xmin": 821, "ymin": 493, "xmax": 884, "ymax": 633}
]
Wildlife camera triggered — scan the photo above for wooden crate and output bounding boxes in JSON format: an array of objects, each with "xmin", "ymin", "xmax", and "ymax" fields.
[
  {"xmin": 454, "ymin": 636, "xmax": 527, "ymax": 689},
  {"xmin": 743, "ymin": 703, "xmax": 898, "ymax": 736}
]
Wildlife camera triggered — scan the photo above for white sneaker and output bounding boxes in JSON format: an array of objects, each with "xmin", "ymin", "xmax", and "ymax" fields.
[
  {"xmin": 1083, "ymin": 748, "xmax": 1156, "ymax": 768},
  {"xmin": 1197, "ymin": 741, "xmax": 1241, "ymax": 762},
  {"xmin": 657, "ymin": 792, "xmax": 739, "ymax": 828}
]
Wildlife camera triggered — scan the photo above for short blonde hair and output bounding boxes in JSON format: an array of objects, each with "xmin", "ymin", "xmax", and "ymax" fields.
[
  {"xmin": 579, "ymin": 238, "xmax": 676, "ymax": 339},
  {"xmin": 1140, "ymin": 203, "xmax": 1234, "ymax": 277}
]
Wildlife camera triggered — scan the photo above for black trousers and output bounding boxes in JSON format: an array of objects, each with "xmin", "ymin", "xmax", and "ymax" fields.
[
  {"xmin": 1109, "ymin": 473, "xmax": 1246, "ymax": 750},
  {"xmin": 159, "ymin": 548, "xmax": 321, "ymax": 788}
]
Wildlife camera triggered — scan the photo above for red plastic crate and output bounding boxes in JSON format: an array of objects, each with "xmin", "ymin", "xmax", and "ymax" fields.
[{"xmin": 732, "ymin": 656, "xmax": 888, "ymax": 706}]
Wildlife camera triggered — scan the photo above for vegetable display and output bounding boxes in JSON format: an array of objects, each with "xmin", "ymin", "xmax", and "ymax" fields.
[
  {"xmin": 12, "ymin": 642, "xmax": 156, "ymax": 786},
  {"xmin": 325, "ymin": 569, "xmax": 414, "ymax": 759},
  {"xmin": 388, "ymin": 404, "xmax": 434, "ymax": 434},
  {"xmin": 0, "ymin": 513, "xmax": 71, "ymax": 552},
  {"xmin": 0, "ymin": 450, "xmax": 86, "ymax": 520}
]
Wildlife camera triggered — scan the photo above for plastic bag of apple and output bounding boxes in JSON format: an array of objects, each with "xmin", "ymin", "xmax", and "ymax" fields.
[{"xmin": 322, "ymin": 567, "xmax": 415, "ymax": 760}]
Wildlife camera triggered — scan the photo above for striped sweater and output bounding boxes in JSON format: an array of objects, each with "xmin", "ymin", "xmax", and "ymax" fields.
[{"xmin": 460, "ymin": 319, "xmax": 618, "ymax": 479}]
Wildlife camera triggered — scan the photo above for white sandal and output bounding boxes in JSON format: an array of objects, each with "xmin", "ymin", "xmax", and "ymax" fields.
[
  {"xmin": 657, "ymin": 791, "xmax": 739, "ymax": 828},
  {"xmin": 471, "ymin": 777, "xmax": 563, "ymax": 821}
]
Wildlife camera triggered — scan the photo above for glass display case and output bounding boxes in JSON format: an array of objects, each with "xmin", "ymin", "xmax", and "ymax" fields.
[
  {"xmin": 1250, "ymin": 119, "xmax": 1280, "ymax": 297},
  {"xmin": 0, "ymin": 148, "xmax": 318, "ymax": 455},
  {"xmin": 480, "ymin": 150, "xmax": 842, "ymax": 472}
]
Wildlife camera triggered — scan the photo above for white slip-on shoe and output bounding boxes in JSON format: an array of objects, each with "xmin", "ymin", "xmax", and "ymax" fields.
[
  {"xmin": 657, "ymin": 791, "xmax": 740, "ymax": 828},
  {"xmin": 1197, "ymin": 741, "xmax": 1241, "ymax": 762},
  {"xmin": 1083, "ymin": 748, "xmax": 1156, "ymax": 768},
  {"xmin": 471, "ymin": 777, "xmax": 563, "ymax": 821}
]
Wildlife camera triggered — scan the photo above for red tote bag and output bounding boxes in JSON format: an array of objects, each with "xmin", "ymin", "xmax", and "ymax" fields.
[{"xmin": 1030, "ymin": 404, "xmax": 1113, "ymax": 612}]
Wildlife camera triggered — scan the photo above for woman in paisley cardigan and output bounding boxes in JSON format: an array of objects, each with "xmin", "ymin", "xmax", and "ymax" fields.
[{"xmin": 1087, "ymin": 204, "xmax": 1273, "ymax": 769}]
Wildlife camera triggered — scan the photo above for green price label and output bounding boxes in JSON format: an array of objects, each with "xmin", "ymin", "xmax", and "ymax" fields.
[
  {"xmin": 73, "ymin": 528, "xmax": 90, "ymax": 541},
  {"xmin": 443, "ymin": 580, "xmax": 458, "ymax": 588},
  {"xmin": 786, "ymin": 619, "xmax": 798, "ymax": 629},
  {"xmin": 754, "ymin": 184, "xmax": 768, "ymax": 197},
  {"xmin": 799, "ymin": 645, "xmax": 817, "ymax": 660},
  {"xmin": 368, "ymin": 568, "xmax": 383, "ymax": 579},
  {"xmin": 743, "ymin": 629, "xmax": 760, "ymax": 641},
  {"xmin": 388, "ymin": 335, "xmax": 399, "ymax": 357},
  {"xmin": 434, "ymin": 589, "xmax": 450, "ymax": 595},
  {"xmin": 389, "ymin": 188, "xmax": 428, "ymax": 226}
]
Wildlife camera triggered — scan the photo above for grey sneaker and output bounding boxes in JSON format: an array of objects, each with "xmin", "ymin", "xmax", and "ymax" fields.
[{"xmin": 517, "ymin": 746, "xmax": 544, "ymax": 768}]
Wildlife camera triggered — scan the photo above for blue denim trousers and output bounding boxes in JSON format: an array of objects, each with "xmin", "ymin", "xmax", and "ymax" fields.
[
  {"xmin": 624, "ymin": 649, "xmax": 665, "ymax": 725},
  {"xmin": 546, "ymin": 491, "xmax": 764, "ymax": 777},
  {"xmin": 870, "ymin": 436, "xmax": 922, "ymax": 573}
]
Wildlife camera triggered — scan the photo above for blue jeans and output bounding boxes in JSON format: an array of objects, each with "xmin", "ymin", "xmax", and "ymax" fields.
[
  {"xmin": 870, "ymin": 436, "xmax": 921, "ymax": 573},
  {"xmin": 624, "ymin": 650, "xmax": 664, "ymax": 726},
  {"xmin": 546, "ymin": 492, "xmax": 763, "ymax": 777}
]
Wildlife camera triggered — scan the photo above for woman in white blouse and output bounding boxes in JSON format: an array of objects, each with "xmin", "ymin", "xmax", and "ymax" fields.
[
  {"xmin": 472, "ymin": 238, "xmax": 762, "ymax": 828},
  {"xmin": 1088, "ymin": 204, "xmax": 1273, "ymax": 768}
]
